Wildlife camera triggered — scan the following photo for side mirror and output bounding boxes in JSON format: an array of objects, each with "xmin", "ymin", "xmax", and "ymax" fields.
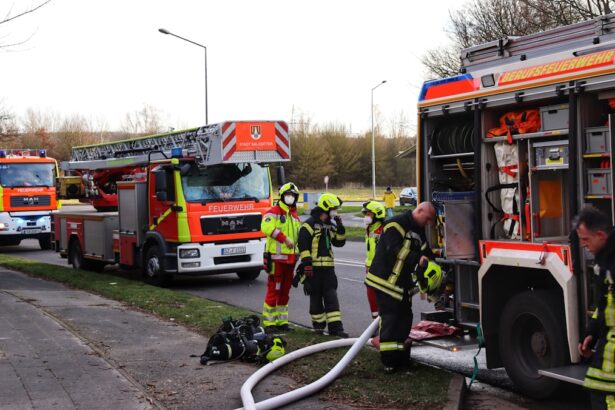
[
  {"xmin": 154, "ymin": 170, "xmax": 167, "ymax": 192},
  {"xmin": 156, "ymin": 191, "xmax": 168, "ymax": 202},
  {"xmin": 277, "ymin": 166, "xmax": 286, "ymax": 185},
  {"xmin": 180, "ymin": 163, "xmax": 192, "ymax": 176}
]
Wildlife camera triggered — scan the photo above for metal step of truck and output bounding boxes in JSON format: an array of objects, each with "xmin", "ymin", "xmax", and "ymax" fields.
[{"xmin": 538, "ymin": 364, "xmax": 589, "ymax": 386}]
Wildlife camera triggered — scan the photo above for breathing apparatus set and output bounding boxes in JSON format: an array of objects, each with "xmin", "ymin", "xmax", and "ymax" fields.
[{"xmin": 199, "ymin": 315, "xmax": 286, "ymax": 365}]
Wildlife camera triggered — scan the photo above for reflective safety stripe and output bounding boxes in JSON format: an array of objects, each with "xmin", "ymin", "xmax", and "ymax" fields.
[
  {"xmin": 174, "ymin": 170, "xmax": 191, "ymax": 242},
  {"xmin": 313, "ymin": 260, "xmax": 335, "ymax": 267},
  {"xmin": 326, "ymin": 311, "xmax": 342, "ymax": 323},
  {"xmin": 271, "ymin": 228, "xmax": 282, "ymax": 239},
  {"xmin": 584, "ymin": 376, "xmax": 615, "ymax": 393},
  {"xmin": 365, "ymin": 272, "xmax": 404, "ymax": 301},
  {"xmin": 588, "ymin": 367, "xmax": 615, "ymax": 381},
  {"xmin": 300, "ymin": 250, "xmax": 311, "ymax": 259},
  {"xmin": 608, "ymin": 395, "xmax": 615, "ymax": 410},
  {"xmin": 149, "ymin": 206, "xmax": 173, "ymax": 231},
  {"xmin": 380, "ymin": 342, "xmax": 405, "ymax": 352},
  {"xmin": 389, "ymin": 237, "xmax": 411, "ymax": 285},
  {"xmin": 384, "ymin": 222, "xmax": 405, "ymax": 237},
  {"xmin": 594, "ymin": 307, "xmax": 600, "ymax": 320},
  {"xmin": 301, "ymin": 223, "xmax": 314, "ymax": 235},
  {"xmin": 311, "ymin": 312, "xmax": 326, "ymax": 323},
  {"xmin": 262, "ymin": 303, "xmax": 277, "ymax": 327},
  {"xmin": 608, "ymin": 293, "xmax": 615, "ymax": 327},
  {"xmin": 276, "ymin": 307, "xmax": 289, "ymax": 325},
  {"xmin": 605, "ymin": 332, "xmax": 615, "ymax": 373},
  {"xmin": 335, "ymin": 232, "xmax": 346, "ymax": 241}
]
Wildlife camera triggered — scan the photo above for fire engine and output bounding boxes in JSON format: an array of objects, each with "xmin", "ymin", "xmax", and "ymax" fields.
[
  {"xmin": 0, "ymin": 149, "xmax": 57, "ymax": 249},
  {"xmin": 417, "ymin": 15, "xmax": 615, "ymax": 398},
  {"xmin": 53, "ymin": 121, "xmax": 290, "ymax": 286}
]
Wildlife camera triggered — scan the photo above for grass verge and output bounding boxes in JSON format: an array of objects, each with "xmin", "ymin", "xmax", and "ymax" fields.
[{"xmin": 0, "ymin": 254, "xmax": 451, "ymax": 409}]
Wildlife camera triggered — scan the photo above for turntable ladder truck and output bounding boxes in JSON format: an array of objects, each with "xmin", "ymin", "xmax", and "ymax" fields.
[
  {"xmin": 53, "ymin": 121, "xmax": 290, "ymax": 285},
  {"xmin": 416, "ymin": 14, "xmax": 615, "ymax": 398}
]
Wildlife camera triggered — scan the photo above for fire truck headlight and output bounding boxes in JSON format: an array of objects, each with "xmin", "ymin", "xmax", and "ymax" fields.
[
  {"xmin": 179, "ymin": 248, "xmax": 200, "ymax": 258},
  {"xmin": 0, "ymin": 222, "xmax": 7, "ymax": 230}
]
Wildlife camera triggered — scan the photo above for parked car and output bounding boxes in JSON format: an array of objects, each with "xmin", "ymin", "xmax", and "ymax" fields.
[{"xmin": 399, "ymin": 187, "xmax": 417, "ymax": 206}]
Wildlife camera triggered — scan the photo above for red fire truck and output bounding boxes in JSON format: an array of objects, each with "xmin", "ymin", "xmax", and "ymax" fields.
[
  {"xmin": 54, "ymin": 121, "xmax": 290, "ymax": 285},
  {"xmin": 417, "ymin": 15, "xmax": 615, "ymax": 397},
  {"xmin": 0, "ymin": 149, "xmax": 58, "ymax": 249}
]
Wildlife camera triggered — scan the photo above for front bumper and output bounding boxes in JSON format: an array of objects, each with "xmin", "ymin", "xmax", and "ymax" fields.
[
  {"xmin": 176, "ymin": 239, "xmax": 264, "ymax": 274},
  {"xmin": 0, "ymin": 211, "xmax": 51, "ymax": 237}
]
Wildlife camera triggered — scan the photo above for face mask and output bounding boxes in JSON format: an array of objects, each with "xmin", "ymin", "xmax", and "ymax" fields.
[
  {"xmin": 329, "ymin": 210, "xmax": 338, "ymax": 218},
  {"xmin": 283, "ymin": 195, "xmax": 295, "ymax": 206},
  {"xmin": 363, "ymin": 216, "xmax": 373, "ymax": 226}
]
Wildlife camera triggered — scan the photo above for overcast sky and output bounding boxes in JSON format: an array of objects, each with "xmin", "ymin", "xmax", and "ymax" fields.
[{"xmin": 2, "ymin": 0, "xmax": 460, "ymax": 134}]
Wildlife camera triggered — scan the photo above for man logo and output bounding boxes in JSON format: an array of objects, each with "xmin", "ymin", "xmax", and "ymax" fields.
[{"xmin": 250, "ymin": 125, "xmax": 262, "ymax": 140}]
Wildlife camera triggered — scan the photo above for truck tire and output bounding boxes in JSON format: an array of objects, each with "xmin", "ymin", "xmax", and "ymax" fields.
[
  {"xmin": 143, "ymin": 245, "xmax": 173, "ymax": 287},
  {"xmin": 69, "ymin": 239, "xmax": 91, "ymax": 270},
  {"xmin": 237, "ymin": 269, "xmax": 261, "ymax": 281},
  {"xmin": 39, "ymin": 234, "xmax": 52, "ymax": 250},
  {"xmin": 499, "ymin": 290, "xmax": 568, "ymax": 399}
]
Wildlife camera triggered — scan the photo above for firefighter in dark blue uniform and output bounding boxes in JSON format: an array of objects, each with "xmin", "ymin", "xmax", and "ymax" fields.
[
  {"xmin": 576, "ymin": 206, "xmax": 615, "ymax": 410},
  {"xmin": 365, "ymin": 201, "xmax": 440, "ymax": 373}
]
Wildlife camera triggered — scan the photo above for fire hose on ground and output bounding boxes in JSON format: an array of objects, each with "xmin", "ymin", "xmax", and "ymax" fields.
[{"xmin": 238, "ymin": 317, "xmax": 380, "ymax": 410}]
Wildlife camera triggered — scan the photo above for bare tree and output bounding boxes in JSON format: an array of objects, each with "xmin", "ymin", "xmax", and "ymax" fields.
[
  {"xmin": 422, "ymin": 0, "xmax": 615, "ymax": 79},
  {"xmin": 120, "ymin": 105, "xmax": 165, "ymax": 136},
  {"xmin": 0, "ymin": 1, "xmax": 52, "ymax": 49}
]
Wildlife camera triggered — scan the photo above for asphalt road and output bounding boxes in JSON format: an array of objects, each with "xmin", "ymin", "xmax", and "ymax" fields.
[{"xmin": 2, "ymin": 232, "xmax": 589, "ymax": 409}]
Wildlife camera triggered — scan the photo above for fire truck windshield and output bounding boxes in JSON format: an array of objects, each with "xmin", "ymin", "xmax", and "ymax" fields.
[
  {"xmin": 0, "ymin": 163, "xmax": 55, "ymax": 188},
  {"xmin": 181, "ymin": 163, "xmax": 270, "ymax": 202}
]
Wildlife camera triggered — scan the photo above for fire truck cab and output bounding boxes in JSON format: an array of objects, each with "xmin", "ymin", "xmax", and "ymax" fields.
[
  {"xmin": 417, "ymin": 15, "xmax": 615, "ymax": 398},
  {"xmin": 0, "ymin": 149, "xmax": 57, "ymax": 249}
]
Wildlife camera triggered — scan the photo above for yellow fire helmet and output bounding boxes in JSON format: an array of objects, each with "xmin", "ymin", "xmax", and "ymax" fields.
[
  {"xmin": 317, "ymin": 193, "xmax": 342, "ymax": 212},
  {"xmin": 362, "ymin": 200, "xmax": 386, "ymax": 220},
  {"xmin": 279, "ymin": 182, "xmax": 300, "ymax": 198},
  {"xmin": 418, "ymin": 261, "xmax": 443, "ymax": 294},
  {"xmin": 266, "ymin": 337, "xmax": 286, "ymax": 362}
]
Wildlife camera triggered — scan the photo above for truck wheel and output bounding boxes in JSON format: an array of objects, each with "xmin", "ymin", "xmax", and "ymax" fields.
[
  {"xmin": 39, "ymin": 234, "xmax": 52, "ymax": 250},
  {"xmin": 499, "ymin": 290, "xmax": 568, "ymax": 399},
  {"xmin": 143, "ymin": 245, "xmax": 173, "ymax": 287},
  {"xmin": 69, "ymin": 239, "xmax": 90, "ymax": 270},
  {"xmin": 237, "ymin": 269, "xmax": 261, "ymax": 281}
]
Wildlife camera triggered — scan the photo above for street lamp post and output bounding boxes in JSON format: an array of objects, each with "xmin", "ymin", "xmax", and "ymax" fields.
[
  {"xmin": 371, "ymin": 80, "xmax": 386, "ymax": 199},
  {"xmin": 158, "ymin": 28, "xmax": 208, "ymax": 124}
]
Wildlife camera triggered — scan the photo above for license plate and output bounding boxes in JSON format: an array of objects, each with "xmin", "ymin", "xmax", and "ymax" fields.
[
  {"xmin": 221, "ymin": 246, "xmax": 246, "ymax": 256},
  {"xmin": 22, "ymin": 229, "xmax": 41, "ymax": 235}
]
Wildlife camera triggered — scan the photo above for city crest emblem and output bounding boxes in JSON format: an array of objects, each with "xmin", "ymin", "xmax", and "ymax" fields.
[{"xmin": 250, "ymin": 125, "xmax": 262, "ymax": 140}]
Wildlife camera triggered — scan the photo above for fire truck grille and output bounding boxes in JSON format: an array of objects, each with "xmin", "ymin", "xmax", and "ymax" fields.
[
  {"xmin": 201, "ymin": 214, "xmax": 261, "ymax": 235},
  {"xmin": 10, "ymin": 195, "xmax": 51, "ymax": 207}
]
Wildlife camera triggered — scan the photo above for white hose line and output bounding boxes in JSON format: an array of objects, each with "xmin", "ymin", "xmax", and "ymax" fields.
[{"xmin": 239, "ymin": 318, "xmax": 379, "ymax": 410}]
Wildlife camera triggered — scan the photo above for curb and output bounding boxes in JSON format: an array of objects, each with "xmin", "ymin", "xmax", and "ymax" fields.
[{"xmin": 443, "ymin": 374, "xmax": 466, "ymax": 410}]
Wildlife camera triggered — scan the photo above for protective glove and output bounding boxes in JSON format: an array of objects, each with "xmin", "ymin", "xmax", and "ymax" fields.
[
  {"xmin": 333, "ymin": 215, "xmax": 343, "ymax": 226},
  {"xmin": 263, "ymin": 252, "xmax": 272, "ymax": 274},
  {"xmin": 292, "ymin": 263, "xmax": 304, "ymax": 288},
  {"xmin": 303, "ymin": 276, "xmax": 312, "ymax": 296}
]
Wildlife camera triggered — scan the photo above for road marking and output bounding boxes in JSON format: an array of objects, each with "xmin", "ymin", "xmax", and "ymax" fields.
[{"xmin": 338, "ymin": 276, "xmax": 364, "ymax": 283}]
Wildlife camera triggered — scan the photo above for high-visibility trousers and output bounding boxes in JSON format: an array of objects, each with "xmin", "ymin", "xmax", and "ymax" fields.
[{"xmin": 262, "ymin": 262, "xmax": 295, "ymax": 327}]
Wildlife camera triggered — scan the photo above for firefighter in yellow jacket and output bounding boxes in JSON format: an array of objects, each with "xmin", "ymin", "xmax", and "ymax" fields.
[
  {"xmin": 362, "ymin": 200, "xmax": 386, "ymax": 319},
  {"xmin": 261, "ymin": 182, "xmax": 301, "ymax": 333},
  {"xmin": 298, "ymin": 193, "xmax": 348, "ymax": 337}
]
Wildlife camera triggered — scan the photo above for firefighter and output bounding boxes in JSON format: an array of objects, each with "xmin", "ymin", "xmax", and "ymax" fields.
[
  {"xmin": 298, "ymin": 193, "xmax": 348, "ymax": 338},
  {"xmin": 575, "ymin": 206, "xmax": 615, "ymax": 409},
  {"xmin": 365, "ymin": 201, "xmax": 440, "ymax": 373},
  {"xmin": 383, "ymin": 186, "xmax": 397, "ymax": 218},
  {"xmin": 261, "ymin": 182, "xmax": 301, "ymax": 333},
  {"xmin": 362, "ymin": 200, "xmax": 386, "ymax": 319}
]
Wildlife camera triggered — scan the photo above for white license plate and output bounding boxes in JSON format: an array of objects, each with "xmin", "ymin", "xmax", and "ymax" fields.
[
  {"xmin": 221, "ymin": 246, "xmax": 246, "ymax": 256},
  {"xmin": 22, "ymin": 229, "xmax": 41, "ymax": 235}
]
